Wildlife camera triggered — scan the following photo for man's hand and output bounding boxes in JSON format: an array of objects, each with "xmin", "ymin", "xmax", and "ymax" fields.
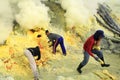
[
  {"xmin": 94, "ymin": 56, "xmax": 99, "ymax": 62},
  {"xmin": 48, "ymin": 41, "xmax": 51, "ymax": 43},
  {"xmin": 52, "ymin": 51, "xmax": 56, "ymax": 54},
  {"xmin": 93, "ymin": 55, "xmax": 104, "ymax": 64}
]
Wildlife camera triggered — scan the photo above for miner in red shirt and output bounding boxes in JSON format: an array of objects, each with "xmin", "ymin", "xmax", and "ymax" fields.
[{"xmin": 77, "ymin": 30, "xmax": 110, "ymax": 74}]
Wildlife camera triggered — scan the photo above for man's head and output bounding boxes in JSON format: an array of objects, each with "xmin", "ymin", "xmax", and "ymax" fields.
[
  {"xmin": 94, "ymin": 30, "xmax": 105, "ymax": 41},
  {"xmin": 45, "ymin": 30, "xmax": 50, "ymax": 36}
]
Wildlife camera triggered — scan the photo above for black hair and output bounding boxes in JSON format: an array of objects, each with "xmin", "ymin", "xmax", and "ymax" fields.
[
  {"xmin": 45, "ymin": 30, "xmax": 49, "ymax": 34},
  {"xmin": 30, "ymin": 29, "xmax": 36, "ymax": 33},
  {"xmin": 93, "ymin": 30, "xmax": 104, "ymax": 41},
  {"xmin": 37, "ymin": 34, "xmax": 41, "ymax": 38},
  {"xmin": 94, "ymin": 33, "xmax": 100, "ymax": 41}
]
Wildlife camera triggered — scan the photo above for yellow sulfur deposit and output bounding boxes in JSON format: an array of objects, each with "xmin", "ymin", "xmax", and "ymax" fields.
[
  {"xmin": 0, "ymin": 29, "xmax": 50, "ymax": 79},
  {"xmin": 0, "ymin": 28, "xmax": 79, "ymax": 79}
]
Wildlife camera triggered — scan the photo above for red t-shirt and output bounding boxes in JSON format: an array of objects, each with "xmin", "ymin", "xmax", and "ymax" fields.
[{"xmin": 83, "ymin": 35, "xmax": 95, "ymax": 57}]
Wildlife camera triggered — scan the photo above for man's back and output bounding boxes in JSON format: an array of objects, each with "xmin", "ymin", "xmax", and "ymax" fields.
[{"xmin": 47, "ymin": 33, "xmax": 61, "ymax": 41}]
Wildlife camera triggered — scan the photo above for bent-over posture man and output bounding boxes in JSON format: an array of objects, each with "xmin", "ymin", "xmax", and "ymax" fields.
[
  {"xmin": 24, "ymin": 46, "xmax": 41, "ymax": 80},
  {"xmin": 45, "ymin": 30, "xmax": 66, "ymax": 56},
  {"xmin": 24, "ymin": 34, "xmax": 42, "ymax": 80}
]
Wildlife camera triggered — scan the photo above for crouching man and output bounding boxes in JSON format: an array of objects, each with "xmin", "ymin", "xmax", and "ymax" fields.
[{"xmin": 24, "ymin": 46, "xmax": 41, "ymax": 80}]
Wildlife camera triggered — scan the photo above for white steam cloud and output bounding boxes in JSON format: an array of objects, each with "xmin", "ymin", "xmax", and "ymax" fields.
[
  {"xmin": 59, "ymin": 0, "xmax": 105, "ymax": 27},
  {"xmin": 0, "ymin": 0, "xmax": 119, "ymax": 44},
  {"xmin": 0, "ymin": 0, "xmax": 50, "ymax": 44},
  {"xmin": 16, "ymin": 0, "xmax": 50, "ymax": 29},
  {"xmin": 0, "ymin": 0, "xmax": 14, "ymax": 44}
]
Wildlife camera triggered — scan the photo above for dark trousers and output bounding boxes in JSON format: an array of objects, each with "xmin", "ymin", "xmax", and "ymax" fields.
[
  {"xmin": 78, "ymin": 49, "xmax": 104, "ymax": 69},
  {"xmin": 53, "ymin": 37, "xmax": 66, "ymax": 54}
]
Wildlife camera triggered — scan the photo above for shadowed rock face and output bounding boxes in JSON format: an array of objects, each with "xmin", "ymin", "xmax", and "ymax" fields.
[{"xmin": 43, "ymin": 0, "xmax": 66, "ymax": 29}]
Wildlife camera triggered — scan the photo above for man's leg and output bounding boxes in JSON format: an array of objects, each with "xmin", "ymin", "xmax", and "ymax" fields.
[
  {"xmin": 53, "ymin": 40, "xmax": 59, "ymax": 53},
  {"xmin": 92, "ymin": 49, "xmax": 104, "ymax": 61},
  {"xmin": 59, "ymin": 37, "xmax": 66, "ymax": 55},
  {"xmin": 24, "ymin": 49, "xmax": 39, "ymax": 80},
  {"xmin": 92, "ymin": 49, "xmax": 110, "ymax": 67},
  {"xmin": 77, "ymin": 51, "xmax": 90, "ymax": 73}
]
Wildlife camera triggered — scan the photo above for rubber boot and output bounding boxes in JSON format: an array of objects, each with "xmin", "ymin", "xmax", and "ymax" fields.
[
  {"xmin": 77, "ymin": 63, "xmax": 83, "ymax": 74},
  {"xmin": 101, "ymin": 64, "xmax": 110, "ymax": 67},
  {"xmin": 100, "ymin": 57, "xmax": 110, "ymax": 67}
]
